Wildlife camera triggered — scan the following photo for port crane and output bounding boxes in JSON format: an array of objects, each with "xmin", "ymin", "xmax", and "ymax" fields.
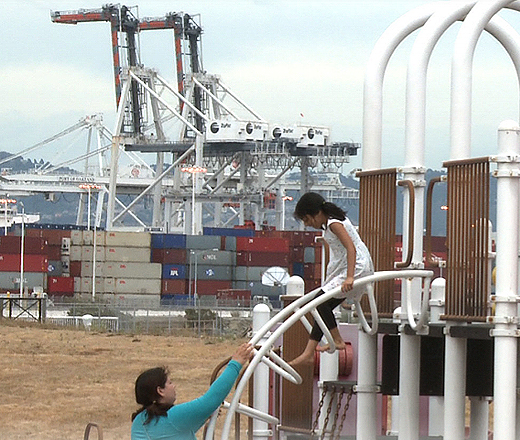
[{"xmin": 0, "ymin": 5, "xmax": 360, "ymax": 233}]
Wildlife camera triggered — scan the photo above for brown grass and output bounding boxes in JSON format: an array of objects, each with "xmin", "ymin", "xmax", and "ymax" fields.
[{"xmin": 0, "ymin": 320, "xmax": 247, "ymax": 440}]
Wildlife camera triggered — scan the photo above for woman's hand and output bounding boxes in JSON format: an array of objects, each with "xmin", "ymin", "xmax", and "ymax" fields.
[{"xmin": 231, "ymin": 343, "xmax": 254, "ymax": 366}]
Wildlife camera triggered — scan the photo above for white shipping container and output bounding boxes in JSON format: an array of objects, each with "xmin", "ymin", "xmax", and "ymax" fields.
[
  {"xmin": 70, "ymin": 245, "xmax": 82, "ymax": 261},
  {"xmin": 70, "ymin": 230, "xmax": 83, "ymax": 246},
  {"xmin": 105, "ymin": 231, "xmax": 151, "ymax": 248},
  {"xmin": 104, "ymin": 262, "xmax": 161, "ymax": 279},
  {"xmin": 114, "ymin": 277, "xmax": 161, "ymax": 294},
  {"xmin": 105, "ymin": 246, "xmax": 151, "ymax": 262},
  {"xmin": 79, "ymin": 277, "xmax": 106, "ymax": 294},
  {"xmin": 80, "ymin": 261, "xmax": 105, "ymax": 277},
  {"xmin": 104, "ymin": 277, "xmax": 115, "ymax": 293},
  {"xmin": 83, "ymin": 230, "xmax": 93, "ymax": 245},
  {"xmin": 95, "ymin": 230, "xmax": 106, "ymax": 246}
]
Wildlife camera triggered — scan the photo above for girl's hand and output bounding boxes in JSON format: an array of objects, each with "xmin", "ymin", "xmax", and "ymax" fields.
[{"xmin": 342, "ymin": 277, "xmax": 354, "ymax": 293}]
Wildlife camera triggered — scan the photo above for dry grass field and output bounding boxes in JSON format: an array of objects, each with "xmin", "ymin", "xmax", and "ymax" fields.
[{"xmin": 0, "ymin": 320, "xmax": 247, "ymax": 440}]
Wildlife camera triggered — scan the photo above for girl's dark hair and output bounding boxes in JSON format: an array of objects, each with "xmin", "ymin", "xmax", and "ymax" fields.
[
  {"xmin": 294, "ymin": 192, "xmax": 345, "ymax": 221},
  {"xmin": 132, "ymin": 366, "xmax": 172, "ymax": 424}
]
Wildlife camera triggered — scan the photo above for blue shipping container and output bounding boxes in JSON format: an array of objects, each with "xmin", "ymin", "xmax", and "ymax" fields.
[
  {"xmin": 203, "ymin": 227, "xmax": 255, "ymax": 237},
  {"xmin": 151, "ymin": 234, "xmax": 187, "ymax": 249},
  {"xmin": 162, "ymin": 264, "xmax": 188, "ymax": 279}
]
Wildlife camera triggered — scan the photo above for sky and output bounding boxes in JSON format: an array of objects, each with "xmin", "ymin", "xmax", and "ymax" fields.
[{"xmin": 2, "ymin": 0, "xmax": 520, "ymax": 173}]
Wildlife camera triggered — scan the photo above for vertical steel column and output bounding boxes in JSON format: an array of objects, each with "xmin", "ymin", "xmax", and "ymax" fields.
[{"xmin": 493, "ymin": 120, "xmax": 520, "ymax": 440}]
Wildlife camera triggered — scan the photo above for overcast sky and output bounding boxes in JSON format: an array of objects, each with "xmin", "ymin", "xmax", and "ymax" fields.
[{"xmin": 2, "ymin": 0, "xmax": 520, "ymax": 172}]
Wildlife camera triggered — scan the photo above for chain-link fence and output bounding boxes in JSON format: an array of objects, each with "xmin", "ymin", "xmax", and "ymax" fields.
[{"xmin": 32, "ymin": 296, "xmax": 279, "ymax": 338}]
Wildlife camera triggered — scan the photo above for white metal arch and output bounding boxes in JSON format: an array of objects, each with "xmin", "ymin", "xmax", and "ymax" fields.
[{"xmin": 210, "ymin": 270, "xmax": 433, "ymax": 440}]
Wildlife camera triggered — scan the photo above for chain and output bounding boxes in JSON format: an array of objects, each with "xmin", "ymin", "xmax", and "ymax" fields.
[
  {"xmin": 328, "ymin": 386, "xmax": 346, "ymax": 436},
  {"xmin": 311, "ymin": 384, "xmax": 328, "ymax": 437},
  {"xmin": 334, "ymin": 386, "xmax": 355, "ymax": 440},
  {"xmin": 320, "ymin": 385, "xmax": 336, "ymax": 440}
]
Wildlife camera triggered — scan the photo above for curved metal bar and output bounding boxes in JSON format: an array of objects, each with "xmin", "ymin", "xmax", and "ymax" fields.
[
  {"xmin": 217, "ymin": 269, "xmax": 434, "ymax": 440},
  {"xmin": 425, "ymin": 176, "xmax": 445, "ymax": 267},
  {"xmin": 405, "ymin": 274, "xmax": 433, "ymax": 331},
  {"xmin": 355, "ymin": 283, "xmax": 379, "ymax": 335},
  {"xmin": 395, "ymin": 180, "xmax": 415, "ymax": 268}
]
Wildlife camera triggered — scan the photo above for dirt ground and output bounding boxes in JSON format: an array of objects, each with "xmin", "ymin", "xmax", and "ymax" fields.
[{"xmin": 0, "ymin": 320, "xmax": 248, "ymax": 440}]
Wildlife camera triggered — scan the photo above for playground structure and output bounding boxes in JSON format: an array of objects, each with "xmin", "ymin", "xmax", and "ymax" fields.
[{"xmin": 200, "ymin": 1, "xmax": 520, "ymax": 439}]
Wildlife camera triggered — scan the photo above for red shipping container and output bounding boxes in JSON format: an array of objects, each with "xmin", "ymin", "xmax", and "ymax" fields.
[
  {"xmin": 289, "ymin": 246, "xmax": 304, "ymax": 262},
  {"xmin": 236, "ymin": 236, "xmax": 289, "ymax": 253},
  {"xmin": 69, "ymin": 261, "xmax": 81, "ymax": 277},
  {"xmin": 190, "ymin": 280, "xmax": 232, "ymax": 295},
  {"xmin": 0, "ymin": 236, "xmax": 48, "ymax": 254},
  {"xmin": 216, "ymin": 289, "xmax": 251, "ymax": 300},
  {"xmin": 302, "ymin": 231, "xmax": 322, "ymax": 247},
  {"xmin": 48, "ymin": 276, "xmax": 74, "ymax": 294},
  {"xmin": 303, "ymin": 263, "xmax": 322, "ymax": 280},
  {"xmin": 40, "ymin": 229, "xmax": 71, "ymax": 246},
  {"xmin": 46, "ymin": 245, "xmax": 62, "ymax": 261},
  {"xmin": 0, "ymin": 254, "xmax": 48, "ymax": 272},
  {"xmin": 151, "ymin": 248, "xmax": 187, "ymax": 264},
  {"xmin": 236, "ymin": 251, "xmax": 289, "ymax": 267},
  {"xmin": 161, "ymin": 279, "xmax": 188, "ymax": 294}
]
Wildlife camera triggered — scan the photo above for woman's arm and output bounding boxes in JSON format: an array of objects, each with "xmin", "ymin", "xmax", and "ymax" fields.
[{"xmin": 329, "ymin": 221, "xmax": 356, "ymax": 292}]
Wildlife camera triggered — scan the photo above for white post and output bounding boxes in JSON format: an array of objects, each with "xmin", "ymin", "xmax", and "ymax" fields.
[
  {"xmin": 19, "ymin": 202, "xmax": 24, "ymax": 297},
  {"xmin": 319, "ymin": 350, "xmax": 339, "ymax": 438},
  {"xmin": 252, "ymin": 303, "xmax": 272, "ymax": 440},
  {"xmin": 92, "ymin": 219, "xmax": 97, "ymax": 303},
  {"xmin": 493, "ymin": 120, "xmax": 520, "ymax": 440},
  {"xmin": 398, "ymin": 330, "xmax": 420, "ymax": 440},
  {"xmin": 356, "ymin": 330, "xmax": 378, "ymax": 440},
  {"xmin": 444, "ymin": 325, "xmax": 466, "ymax": 440},
  {"xmin": 429, "ymin": 278, "xmax": 445, "ymax": 438}
]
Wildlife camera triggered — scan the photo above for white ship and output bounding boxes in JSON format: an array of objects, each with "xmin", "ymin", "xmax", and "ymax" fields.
[{"xmin": 0, "ymin": 205, "xmax": 40, "ymax": 230}]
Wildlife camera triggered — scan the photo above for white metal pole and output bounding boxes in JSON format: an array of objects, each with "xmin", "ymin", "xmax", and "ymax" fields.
[
  {"xmin": 356, "ymin": 330, "xmax": 378, "ymax": 440},
  {"xmin": 398, "ymin": 331, "xmax": 420, "ymax": 440},
  {"xmin": 319, "ymin": 350, "xmax": 339, "ymax": 438},
  {"xmin": 92, "ymin": 217, "xmax": 97, "ymax": 303},
  {"xmin": 252, "ymin": 303, "xmax": 272, "ymax": 440},
  {"xmin": 493, "ymin": 120, "xmax": 520, "ymax": 440},
  {"xmin": 19, "ymin": 202, "xmax": 24, "ymax": 297},
  {"xmin": 87, "ymin": 186, "xmax": 91, "ymax": 230},
  {"xmin": 469, "ymin": 397, "xmax": 489, "ymax": 440},
  {"xmin": 444, "ymin": 326, "xmax": 466, "ymax": 440},
  {"xmin": 4, "ymin": 200, "xmax": 7, "ymax": 235}
]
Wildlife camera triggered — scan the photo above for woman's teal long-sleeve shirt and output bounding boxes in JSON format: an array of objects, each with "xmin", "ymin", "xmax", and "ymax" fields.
[{"xmin": 131, "ymin": 360, "xmax": 241, "ymax": 440}]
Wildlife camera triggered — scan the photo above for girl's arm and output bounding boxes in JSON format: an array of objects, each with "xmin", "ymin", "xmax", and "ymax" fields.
[{"xmin": 329, "ymin": 221, "xmax": 356, "ymax": 292}]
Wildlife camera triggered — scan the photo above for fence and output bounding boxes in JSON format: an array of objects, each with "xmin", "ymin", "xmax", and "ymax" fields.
[{"xmin": 12, "ymin": 296, "xmax": 268, "ymax": 338}]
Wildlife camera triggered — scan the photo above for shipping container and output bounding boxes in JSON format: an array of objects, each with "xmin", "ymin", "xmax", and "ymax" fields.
[
  {"xmin": 235, "ymin": 266, "xmax": 271, "ymax": 281},
  {"xmin": 190, "ymin": 250, "xmax": 235, "ymax": 266},
  {"xmin": 236, "ymin": 251, "xmax": 289, "ymax": 267},
  {"xmin": 203, "ymin": 227, "xmax": 255, "ymax": 237},
  {"xmin": 105, "ymin": 231, "xmax": 151, "ymax": 248},
  {"xmin": 151, "ymin": 248, "xmax": 187, "ymax": 264},
  {"xmin": 216, "ymin": 288, "xmax": 251, "ymax": 300},
  {"xmin": 0, "ymin": 254, "xmax": 48, "ymax": 272},
  {"xmin": 80, "ymin": 261, "xmax": 105, "ymax": 277},
  {"xmin": 0, "ymin": 236, "xmax": 48, "ymax": 254},
  {"xmin": 232, "ymin": 280, "xmax": 284, "ymax": 299},
  {"xmin": 304, "ymin": 247, "xmax": 315, "ymax": 263},
  {"xmin": 190, "ymin": 280, "xmax": 232, "ymax": 295},
  {"xmin": 78, "ymin": 277, "xmax": 107, "ymax": 294},
  {"xmin": 104, "ymin": 246, "xmax": 150, "ymax": 262},
  {"xmin": 70, "ymin": 245, "xmax": 81, "ymax": 261},
  {"xmin": 83, "ymin": 230, "xmax": 94, "ymax": 245},
  {"xmin": 223, "ymin": 236, "xmax": 236, "ymax": 252},
  {"xmin": 48, "ymin": 260, "xmax": 63, "ymax": 276},
  {"xmin": 304, "ymin": 263, "xmax": 322, "ymax": 280},
  {"xmin": 289, "ymin": 246, "xmax": 304, "ymax": 262},
  {"xmin": 114, "ymin": 278, "xmax": 161, "ymax": 294},
  {"xmin": 104, "ymin": 262, "xmax": 162, "ymax": 279},
  {"xmin": 151, "ymin": 233, "xmax": 186, "ymax": 249},
  {"xmin": 185, "ymin": 234, "xmax": 222, "ymax": 250},
  {"xmin": 0, "ymin": 271, "xmax": 47, "ymax": 291},
  {"xmin": 235, "ymin": 236, "xmax": 289, "ymax": 253},
  {"xmin": 162, "ymin": 264, "xmax": 188, "ymax": 280},
  {"xmin": 47, "ymin": 276, "xmax": 74, "ymax": 295},
  {"xmin": 70, "ymin": 230, "xmax": 83, "ymax": 245},
  {"xmin": 47, "ymin": 244, "xmax": 62, "ymax": 261},
  {"xmin": 291, "ymin": 262, "xmax": 305, "ymax": 278},
  {"xmin": 195, "ymin": 265, "xmax": 233, "ymax": 280},
  {"xmin": 161, "ymin": 279, "xmax": 188, "ymax": 294}
]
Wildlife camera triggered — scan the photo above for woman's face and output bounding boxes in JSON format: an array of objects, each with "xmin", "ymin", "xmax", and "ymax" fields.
[{"xmin": 157, "ymin": 377, "xmax": 177, "ymax": 405}]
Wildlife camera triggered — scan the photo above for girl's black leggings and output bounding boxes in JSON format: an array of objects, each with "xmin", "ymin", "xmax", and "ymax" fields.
[{"xmin": 310, "ymin": 289, "xmax": 345, "ymax": 342}]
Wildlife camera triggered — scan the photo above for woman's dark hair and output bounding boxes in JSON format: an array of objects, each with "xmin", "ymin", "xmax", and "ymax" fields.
[
  {"xmin": 294, "ymin": 192, "xmax": 345, "ymax": 221},
  {"xmin": 132, "ymin": 366, "xmax": 172, "ymax": 424}
]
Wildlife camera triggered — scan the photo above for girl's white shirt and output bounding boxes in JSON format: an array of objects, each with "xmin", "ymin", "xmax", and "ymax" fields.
[{"xmin": 322, "ymin": 217, "xmax": 374, "ymax": 298}]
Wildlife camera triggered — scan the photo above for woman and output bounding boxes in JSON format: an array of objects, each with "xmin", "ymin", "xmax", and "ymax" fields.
[{"xmin": 131, "ymin": 342, "xmax": 253, "ymax": 440}]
